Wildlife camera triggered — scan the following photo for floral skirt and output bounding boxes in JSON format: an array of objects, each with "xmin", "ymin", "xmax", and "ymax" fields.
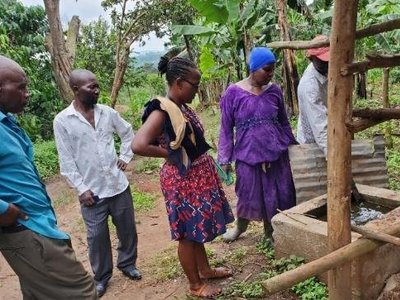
[{"xmin": 160, "ymin": 154, "xmax": 234, "ymax": 243}]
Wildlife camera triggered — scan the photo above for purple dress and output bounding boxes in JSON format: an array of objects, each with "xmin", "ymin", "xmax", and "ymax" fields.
[{"xmin": 217, "ymin": 83, "xmax": 297, "ymax": 222}]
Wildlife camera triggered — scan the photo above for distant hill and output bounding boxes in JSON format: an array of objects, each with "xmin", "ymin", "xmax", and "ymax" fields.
[{"xmin": 132, "ymin": 50, "xmax": 164, "ymax": 68}]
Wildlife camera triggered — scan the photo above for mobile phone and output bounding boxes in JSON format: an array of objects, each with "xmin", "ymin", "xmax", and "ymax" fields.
[{"xmin": 93, "ymin": 195, "xmax": 100, "ymax": 203}]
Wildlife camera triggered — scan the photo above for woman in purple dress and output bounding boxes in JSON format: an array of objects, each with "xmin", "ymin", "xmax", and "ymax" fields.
[
  {"xmin": 218, "ymin": 47, "xmax": 297, "ymax": 243},
  {"xmin": 132, "ymin": 56, "xmax": 234, "ymax": 298}
]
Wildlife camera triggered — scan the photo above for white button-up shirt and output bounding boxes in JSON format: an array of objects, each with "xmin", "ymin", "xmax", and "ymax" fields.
[
  {"xmin": 53, "ymin": 102, "xmax": 134, "ymax": 198},
  {"xmin": 297, "ymin": 63, "xmax": 328, "ymax": 157}
]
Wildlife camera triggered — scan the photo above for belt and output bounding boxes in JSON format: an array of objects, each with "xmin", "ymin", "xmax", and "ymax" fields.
[{"xmin": 0, "ymin": 224, "xmax": 28, "ymax": 234}]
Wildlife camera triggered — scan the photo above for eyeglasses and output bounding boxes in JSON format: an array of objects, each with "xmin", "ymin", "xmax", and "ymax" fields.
[{"xmin": 182, "ymin": 78, "xmax": 200, "ymax": 89}]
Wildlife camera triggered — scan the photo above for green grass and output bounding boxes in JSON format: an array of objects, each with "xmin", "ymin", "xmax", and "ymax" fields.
[
  {"xmin": 132, "ymin": 188, "xmax": 157, "ymax": 212},
  {"xmin": 133, "ymin": 157, "xmax": 163, "ymax": 174},
  {"xmin": 147, "ymin": 246, "xmax": 183, "ymax": 282}
]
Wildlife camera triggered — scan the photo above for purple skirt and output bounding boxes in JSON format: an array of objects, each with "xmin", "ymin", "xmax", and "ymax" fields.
[{"xmin": 235, "ymin": 151, "xmax": 296, "ymax": 222}]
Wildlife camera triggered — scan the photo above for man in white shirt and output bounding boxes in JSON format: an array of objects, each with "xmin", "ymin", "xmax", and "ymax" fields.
[
  {"xmin": 53, "ymin": 69, "xmax": 140, "ymax": 298},
  {"xmin": 297, "ymin": 35, "xmax": 330, "ymax": 156}
]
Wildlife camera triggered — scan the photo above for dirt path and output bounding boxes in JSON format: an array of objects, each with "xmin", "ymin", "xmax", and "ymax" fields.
[{"xmin": 0, "ymin": 161, "xmax": 297, "ymax": 300}]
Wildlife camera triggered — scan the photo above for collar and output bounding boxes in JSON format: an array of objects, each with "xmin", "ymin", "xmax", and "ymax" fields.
[
  {"xmin": 0, "ymin": 111, "xmax": 16, "ymax": 123},
  {"xmin": 65, "ymin": 101, "xmax": 100, "ymax": 117}
]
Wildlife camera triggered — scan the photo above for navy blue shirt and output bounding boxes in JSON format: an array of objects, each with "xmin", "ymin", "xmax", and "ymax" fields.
[{"xmin": 0, "ymin": 111, "xmax": 68, "ymax": 239}]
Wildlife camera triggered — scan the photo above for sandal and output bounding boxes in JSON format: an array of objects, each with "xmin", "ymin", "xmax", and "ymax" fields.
[
  {"xmin": 200, "ymin": 267, "xmax": 233, "ymax": 280},
  {"xmin": 188, "ymin": 283, "xmax": 222, "ymax": 299}
]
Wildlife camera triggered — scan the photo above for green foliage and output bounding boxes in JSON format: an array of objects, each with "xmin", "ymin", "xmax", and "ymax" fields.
[
  {"xmin": 225, "ymin": 281, "xmax": 265, "ymax": 298},
  {"xmin": 75, "ymin": 18, "xmax": 116, "ymax": 93},
  {"xmin": 149, "ymin": 246, "xmax": 182, "ymax": 281},
  {"xmin": 33, "ymin": 140, "xmax": 59, "ymax": 180},
  {"xmin": 131, "ymin": 189, "xmax": 157, "ymax": 212},
  {"xmin": 292, "ymin": 277, "xmax": 328, "ymax": 300},
  {"xmin": 0, "ymin": 0, "xmax": 62, "ymax": 140},
  {"xmin": 133, "ymin": 157, "xmax": 163, "ymax": 174}
]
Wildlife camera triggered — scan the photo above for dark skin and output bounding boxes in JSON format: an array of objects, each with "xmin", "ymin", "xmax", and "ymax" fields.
[
  {"xmin": 310, "ymin": 56, "xmax": 329, "ymax": 76},
  {"xmin": 0, "ymin": 56, "xmax": 30, "ymax": 226},
  {"xmin": 132, "ymin": 67, "xmax": 228, "ymax": 297},
  {"xmin": 221, "ymin": 63, "xmax": 276, "ymax": 174},
  {"xmin": 70, "ymin": 70, "xmax": 127, "ymax": 206}
]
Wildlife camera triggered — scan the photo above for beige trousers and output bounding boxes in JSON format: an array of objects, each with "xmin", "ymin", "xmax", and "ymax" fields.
[{"xmin": 0, "ymin": 229, "xmax": 97, "ymax": 300}]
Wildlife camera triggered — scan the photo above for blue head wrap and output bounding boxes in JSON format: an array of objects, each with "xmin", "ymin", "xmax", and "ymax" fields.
[{"xmin": 248, "ymin": 47, "xmax": 276, "ymax": 73}]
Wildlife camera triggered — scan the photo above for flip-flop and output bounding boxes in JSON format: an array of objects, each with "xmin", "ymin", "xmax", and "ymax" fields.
[
  {"xmin": 188, "ymin": 283, "xmax": 222, "ymax": 299},
  {"xmin": 200, "ymin": 267, "xmax": 233, "ymax": 280}
]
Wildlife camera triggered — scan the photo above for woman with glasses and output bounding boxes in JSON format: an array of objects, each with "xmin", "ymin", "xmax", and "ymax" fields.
[
  {"xmin": 131, "ymin": 55, "xmax": 234, "ymax": 299},
  {"xmin": 218, "ymin": 47, "xmax": 298, "ymax": 244}
]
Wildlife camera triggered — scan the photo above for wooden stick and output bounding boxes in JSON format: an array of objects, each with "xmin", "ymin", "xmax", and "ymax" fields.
[
  {"xmin": 262, "ymin": 222, "xmax": 400, "ymax": 296},
  {"xmin": 351, "ymin": 224, "xmax": 400, "ymax": 246},
  {"xmin": 346, "ymin": 118, "xmax": 385, "ymax": 133},
  {"xmin": 353, "ymin": 108, "xmax": 400, "ymax": 119},
  {"xmin": 267, "ymin": 19, "xmax": 400, "ymax": 49},
  {"xmin": 341, "ymin": 53, "xmax": 400, "ymax": 75},
  {"xmin": 356, "ymin": 19, "xmax": 400, "ymax": 39}
]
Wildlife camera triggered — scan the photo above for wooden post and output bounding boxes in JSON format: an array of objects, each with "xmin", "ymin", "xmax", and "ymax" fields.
[
  {"xmin": 276, "ymin": 0, "xmax": 299, "ymax": 115},
  {"xmin": 383, "ymin": 68, "xmax": 393, "ymax": 148},
  {"xmin": 262, "ymin": 221, "xmax": 400, "ymax": 295},
  {"xmin": 327, "ymin": 0, "xmax": 358, "ymax": 298}
]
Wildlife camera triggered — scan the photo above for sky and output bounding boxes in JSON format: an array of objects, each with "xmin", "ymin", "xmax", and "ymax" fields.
[{"xmin": 19, "ymin": 0, "xmax": 169, "ymax": 52}]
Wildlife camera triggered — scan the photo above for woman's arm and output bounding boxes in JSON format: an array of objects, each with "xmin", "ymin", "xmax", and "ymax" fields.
[
  {"xmin": 131, "ymin": 110, "xmax": 169, "ymax": 158},
  {"xmin": 217, "ymin": 88, "xmax": 235, "ymax": 164}
]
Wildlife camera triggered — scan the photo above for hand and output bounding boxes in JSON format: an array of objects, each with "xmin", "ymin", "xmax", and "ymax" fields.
[
  {"xmin": 79, "ymin": 190, "xmax": 96, "ymax": 206},
  {"xmin": 0, "ymin": 203, "xmax": 29, "ymax": 226},
  {"xmin": 117, "ymin": 159, "xmax": 128, "ymax": 171},
  {"xmin": 221, "ymin": 164, "xmax": 233, "ymax": 174}
]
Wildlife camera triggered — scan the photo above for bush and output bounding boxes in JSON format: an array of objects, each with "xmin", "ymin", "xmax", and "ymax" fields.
[{"xmin": 33, "ymin": 140, "xmax": 59, "ymax": 180}]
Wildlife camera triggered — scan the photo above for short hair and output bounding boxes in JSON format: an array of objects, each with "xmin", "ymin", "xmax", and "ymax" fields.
[
  {"xmin": 69, "ymin": 69, "xmax": 95, "ymax": 89},
  {"xmin": 157, "ymin": 56, "xmax": 197, "ymax": 86}
]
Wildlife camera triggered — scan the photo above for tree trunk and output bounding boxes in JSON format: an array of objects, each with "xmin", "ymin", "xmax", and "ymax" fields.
[
  {"xmin": 276, "ymin": 0, "xmax": 299, "ymax": 116},
  {"xmin": 110, "ymin": 46, "xmax": 130, "ymax": 108},
  {"xmin": 356, "ymin": 72, "xmax": 367, "ymax": 99},
  {"xmin": 43, "ymin": 0, "xmax": 79, "ymax": 103},
  {"xmin": 383, "ymin": 68, "xmax": 393, "ymax": 148},
  {"xmin": 327, "ymin": 0, "xmax": 358, "ymax": 298}
]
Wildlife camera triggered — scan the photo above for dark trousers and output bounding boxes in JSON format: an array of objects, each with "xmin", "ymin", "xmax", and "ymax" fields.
[
  {"xmin": 80, "ymin": 186, "xmax": 138, "ymax": 285},
  {"xmin": 0, "ymin": 230, "xmax": 97, "ymax": 300}
]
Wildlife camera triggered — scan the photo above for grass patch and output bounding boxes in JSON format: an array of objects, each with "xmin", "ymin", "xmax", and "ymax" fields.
[
  {"xmin": 52, "ymin": 190, "xmax": 75, "ymax": 208},
  {"xmin": 148, "ymin": 246, "xmax": 182, "ymax": 282},
  {"xmin": 132, "ymin": 188, "xmax": 157, "ymax": 212},
  {"xmin": 225, "ymin": 238, "xmax": 327, "ymax": 299},
  {"xmin": 133, "ymin": 157, "xmax": 163, "ymax": 174}
]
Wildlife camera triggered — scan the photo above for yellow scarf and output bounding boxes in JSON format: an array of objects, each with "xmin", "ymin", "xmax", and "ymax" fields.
[{"xmin": 156, "ymin": 96, "xmax": 196, "ymax": 169}]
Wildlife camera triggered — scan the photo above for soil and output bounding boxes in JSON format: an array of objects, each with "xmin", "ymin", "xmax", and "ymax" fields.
[{"xmin": 0, "ymin": 160, "xmax": 297, "ymax": 300}]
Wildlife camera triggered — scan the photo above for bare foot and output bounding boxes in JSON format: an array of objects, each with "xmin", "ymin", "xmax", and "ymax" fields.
[
  {"xmin": 199, "ymin": 267, "xmax": 233, "ymax": 280},
  {"xmin": 188, "ymin": 283, "xmax": 222, "ymax": 299}
]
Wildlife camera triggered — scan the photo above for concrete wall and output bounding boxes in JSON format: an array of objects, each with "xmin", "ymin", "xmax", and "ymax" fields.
[{"xmin": 272, "ymin": 185, "xmax": 400, "ymax": 299}]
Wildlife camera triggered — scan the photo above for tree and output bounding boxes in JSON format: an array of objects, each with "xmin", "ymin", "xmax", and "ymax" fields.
[
  {"xmin": 75, "ymin": 18, "xmax": 116, "ymax": 94},
  {"xmin": 101, "ymin": 0, "xmax": 197, "ymax": 107},
  {"xmin": 0, "ymin": 0, "xmax": 62, "ymax": 140},
  {"xmin": 43, "ymin": 0, "xmax": 80, "ymax": 103}
]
